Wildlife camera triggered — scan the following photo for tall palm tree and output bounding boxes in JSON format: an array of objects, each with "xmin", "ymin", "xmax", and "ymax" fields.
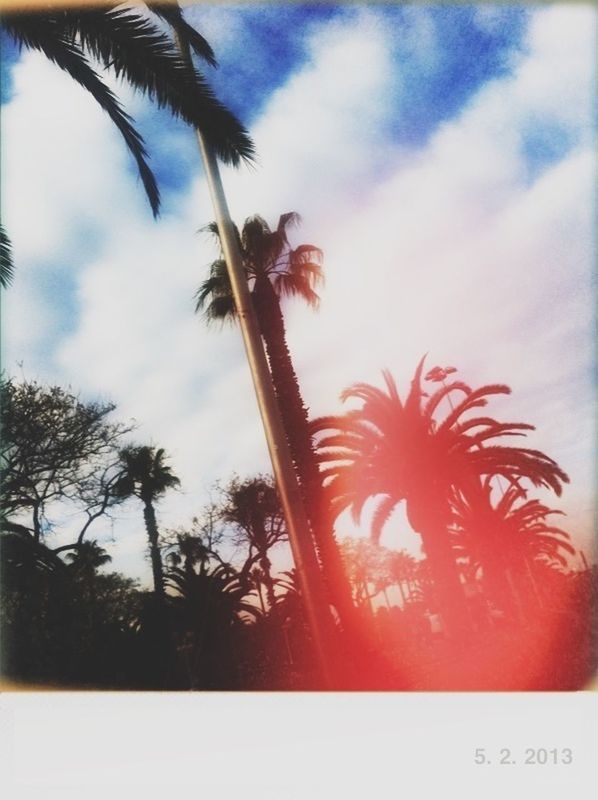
[
  {"xmin": 312, "ymin": 357, "xmax": 569, "ymax": 638},
  {"xmin": 115, "ymin": 445, "xmax": 180, "ymax": 601},
  {"xmin": 1, "ymin": 3, "xmax": 254, "ymax": 217},
  {"xmin": 451, "ymin": 480, "xmax": 575, "ymax": 615},
  {"xmin": 196, "ymin": 213, "xmax": 354, "ymax": 623}
]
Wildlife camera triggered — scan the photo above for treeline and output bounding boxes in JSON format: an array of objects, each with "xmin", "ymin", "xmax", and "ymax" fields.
[{"xmin": 0, "ymin": 374, "xmax": 595, "ymax": 690}]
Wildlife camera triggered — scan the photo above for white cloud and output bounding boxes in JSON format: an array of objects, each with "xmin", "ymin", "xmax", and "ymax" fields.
[{"xmin": 2, "ymin": 5, "xmax": 595, "ymax": 582}]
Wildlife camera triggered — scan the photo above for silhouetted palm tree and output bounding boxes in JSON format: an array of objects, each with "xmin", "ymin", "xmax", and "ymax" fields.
[
  {"xmin": 166, "ymin": 561, "xmax": 259, "ymax": 688},
  {"xmin": 65, "ymin": 540, "xmax": 112, "ymax": 579},
  {"xmin": 115, "ymin": 446, "xmax": 180, "ymax": 601},
  {"xmin": 312, "ymin": 357, "xmax": 569, "ymax": 637},
  {"xmin": 196, "ymin": 214, "xmax": 354, "ymax": 623},
  {"xmin": 451, "ymin": 480, "xmax": 575, "ymax": 615},
  {"xmin": 2, "ymin": 5, "xmax": 253, "ymax": 210}
]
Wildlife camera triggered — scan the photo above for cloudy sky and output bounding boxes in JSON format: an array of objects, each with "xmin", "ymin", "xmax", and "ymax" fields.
[{"xmin": 1, "ymin": 2, "xmax": 595, "ymax": 585}]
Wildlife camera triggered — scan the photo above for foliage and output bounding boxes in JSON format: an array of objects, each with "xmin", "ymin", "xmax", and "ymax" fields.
[
  {"xmin": 0, "ymin": 225, "xmax": 14, "ymax": 289},
  {"xmin": 0, "ymin": 379, "xmax": 131, "ymax": 546},
  {"xmin": 313, "ymin": 358, "xmax": 569, "ymax": 540},
  {"xmin": 452, "ymin": 480, "xmax": 575, "ymax": 574},
  {"xmin": 195, "ymin": 213, "xmax": 323, "ymax": 322},
  {"xmin": 115, "ymin": 445, "xmax": 180, "ymax": 599},
  {"xmin": 312, "ymin": 358, "xmax": 569, "ymax": 637},
  {"xmin": 216, "ymin": 474, "xmax": 287, "ymax": 605},
  {"xmin": 2, "ymin": 3, "xmax": 254, "ymax": 218},
  {"xmin": 115, "ymin": 445, "xmax": 180, "ymax": 504}
]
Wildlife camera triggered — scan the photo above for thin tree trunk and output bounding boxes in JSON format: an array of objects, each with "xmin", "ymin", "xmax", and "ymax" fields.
[
  {"xmin": 383, "ymin": 586, "xmax": 391, "ymax": 609},
  {"xmin": 32, "ymin": 501, "xmax": 42, "ymax": 543},
  {"xmin": 259, "ymin": 552, "xmax": 277, "ymax": 610},
  {"xmin": 253, "ymin": 276, "xmax": 355, "ymax": 624},
  {"xmin": 396, "ymin": 580, "xmax": 406, "ymax": 607},
  {"xmin": 256, "ymin": 581, "xmax": 267, "ymax": 614},
  {"xmin": 142, "ymin": 499, "xmax": 165, "ymax": 602}
]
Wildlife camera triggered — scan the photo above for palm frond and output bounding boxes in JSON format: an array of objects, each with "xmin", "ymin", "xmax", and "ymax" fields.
[
  {"xmin": 273, "ymin": 272, "xmax": 320, "ymax": 307},
  {"xmin": 0, "ymin": 225, "xmax": 15, "ymax": 288},
  {"xmin": 5, "ymin": 12, "xmax": 161, "ymax": 216},
  {"xmin": 370, "ymin": 494, "xmax": 397, "ymax": 545},
  {"xmin": 437, "ymin": 384, "xmax": 511, "ymax": 435},
  {"xmin": 64, "ymin": 7, "xmax": 255, "ymax": 166},
  {"xmin": 146, "ymin": 1, "xmax": 217, "ymax": 66},
  {"xmin": 424, "ymin": 380, "xmax": 471, "ymax": 420},
  {"xmin": 404, "ymin": 355, "xmax": 428, "ymax": 415}
]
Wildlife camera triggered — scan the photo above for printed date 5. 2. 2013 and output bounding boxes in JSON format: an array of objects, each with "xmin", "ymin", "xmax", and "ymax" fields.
[{"xmin": 474, "ymin": 748, "xmax": 573, "ymax": 765}]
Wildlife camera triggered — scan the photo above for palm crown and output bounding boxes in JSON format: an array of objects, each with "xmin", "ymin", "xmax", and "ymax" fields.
[
  {"xmin": 452, "ymin": 480, "xmax": 575, "ymax": 573},
  {"xmin": 195, "ymin": 213, "xmax": 324, "ymax": 321},
  {"xmin": 312, "ymin": 357, "xmax": 569, "ymax": 544},
  {"xmin": 115, "ymin": 446, "xmax": 180, "ymax": 503}
]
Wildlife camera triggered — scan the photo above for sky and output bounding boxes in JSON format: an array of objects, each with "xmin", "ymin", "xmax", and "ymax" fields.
[{"xmin": 0, "ymin": 2, "xmax": 595, "ymax": 586}]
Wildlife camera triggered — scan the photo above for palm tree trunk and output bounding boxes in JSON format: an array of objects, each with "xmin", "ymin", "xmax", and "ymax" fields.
[
  {"xmin": 256, "ymin": 581, "xmax": 267, "ymax": 614},
  {"xmin": 259, "ymin": 551, "xmax": 277, "ymax": 610},
  {"xmin": 253, "ymin": 275, "xmax": 356, "ymax": 624},
  {"xmin": 142, "ymin": 499, "xmax": 165, "ymax": 602},
  {"xmin": 419, "ymin": 517, "xmax": 470, "ymax": 640},
  {"xmin": 396, "ymin": 580, "xmax": 406, "ymax": 607}
]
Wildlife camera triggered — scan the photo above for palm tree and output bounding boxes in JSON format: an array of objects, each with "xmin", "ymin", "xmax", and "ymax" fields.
[
  {"xmin": 114, "ymin": 446, "xmax": 180, "ymax": 601},
  {"xmin": 166, "ymin": 560, "xmax": 259, "ymax": 689},
  {"xmin": 312, "ymin": 357, "xmax": 569, "ymax": 638},
  {"xmin": 196, "ymin": 214, "xmax": 354, "ymax": 621},
  {"xmin": 451, "ymin": 480, "xmax": 575, "ymax": 615},
  {"xmin": 2, "ymin": 3, "xmax": 253, "ymax": 217},
  {"xmin": 65, "ymin": 540, "xmax": 112, "ymax": 578}
]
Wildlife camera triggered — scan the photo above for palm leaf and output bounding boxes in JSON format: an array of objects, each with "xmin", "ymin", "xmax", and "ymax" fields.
[
  {"xmin": 60, "ymin": 7, "xmax": 254, "ymax": 166},
  {"xmin": 370, "ymin": 494, "xmax": 397, "ymax": 545},
  {"xmin": 4, "ymin": 12, "xmax": 161, "ymax": 216},
  {"xmin": 146, "ymin": 2, "xmax": 217, "ymax": 66},
  {"xmin": 0, "ymin": 225, "xmax": 15, "ymax": 288}
]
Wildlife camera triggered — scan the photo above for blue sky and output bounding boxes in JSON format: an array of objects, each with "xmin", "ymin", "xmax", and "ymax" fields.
[
  {"xmin": 1, "ymin": 3, "xmax": 595, "ymax": 584},
  {"xmin": 104, "ymin": 4, "xmax": 534, "ymax": 203}
]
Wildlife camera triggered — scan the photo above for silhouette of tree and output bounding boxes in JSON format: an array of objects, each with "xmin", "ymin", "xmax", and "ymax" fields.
[
  {"xmin": 196, "ymin": 213, "xmax": 354, "ymax": 623},
  {"xmin": 312, "ymin": 357, "xmax": 569, "ymax": 638},
  {"xmin": 250, "ymin": 566, "xmax": 268, "ymax": 614},
  {"xmin": 387, "ymin": 550, "xmax": 420, "ymax": 606},
  {"xmin": 340, "ymin": 538, "xmax": 391, "ymax": 610},
  {"xmin": 0, "ymin": 379, "xmax": 130, "ymax": 548},
  {"xmin": 65, "ymin": 540, "xmax": 112, "ymax": 578},
  {"xmin": 217, "ymin": 475, "xmax": 287, "ymax": 609},
  {"xmin": 2, "ymin": 3, "xmax": 253, "ymax": 217},
  {"xmin": 114, "ymin": 446, "xmax": 180, "ymax": 602},
  {"xmin": 166, "ymin": 561, "xmax": 259, "ymax": 689},
  {"xmin": 451, "ymin": 480, "xmax": 575, "ymax": 616},
  {"xmin": 0, "ymin": 528, "xmax": 73, "ymax": 683}
]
